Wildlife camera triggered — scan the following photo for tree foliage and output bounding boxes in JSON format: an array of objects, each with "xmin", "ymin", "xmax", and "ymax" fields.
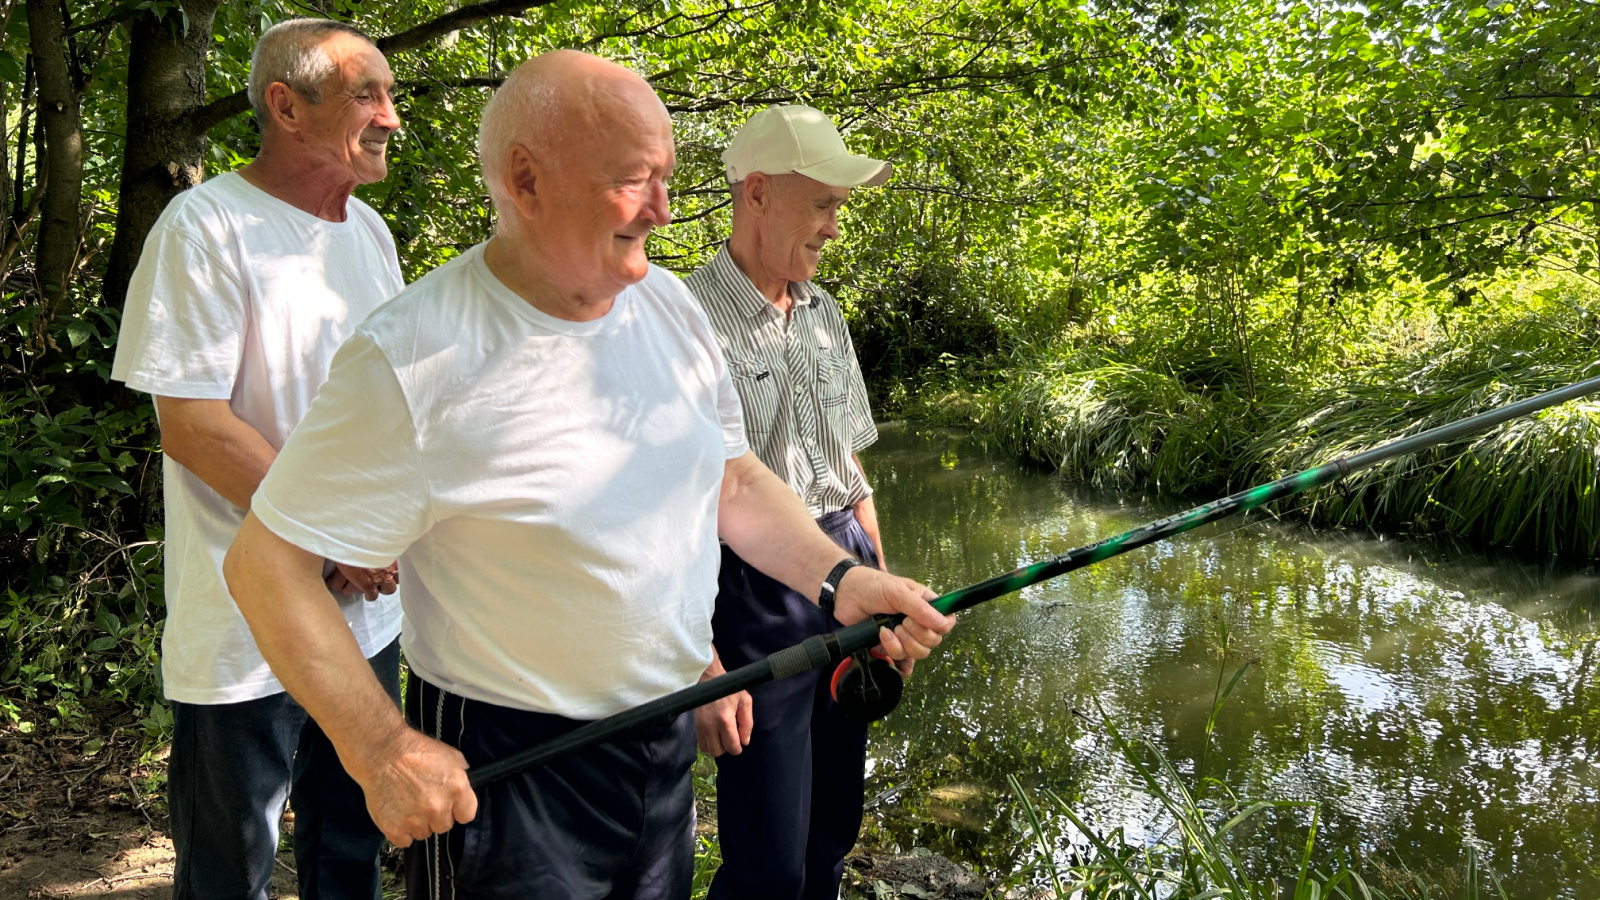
[{"xmin": 2, "ymin": 0, "xmax": 1598, "ymax": 725}]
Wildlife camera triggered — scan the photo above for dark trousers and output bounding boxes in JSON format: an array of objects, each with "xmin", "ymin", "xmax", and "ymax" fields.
[
  {"xmin": 708, "ymin": 508, "xmax": 876, "ymax": 900},
  {"xmin": 404, "ymin": 676, "xmax": 696, "ymax": 900},
  {"xmin": 168, "ymin": 638, "xmax": 401, "ymax": 900}
]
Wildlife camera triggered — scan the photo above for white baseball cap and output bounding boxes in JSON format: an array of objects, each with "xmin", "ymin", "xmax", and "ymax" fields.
[{"xmin": 722, "ymin": 105, "xmax": 892, "ymax": 188}]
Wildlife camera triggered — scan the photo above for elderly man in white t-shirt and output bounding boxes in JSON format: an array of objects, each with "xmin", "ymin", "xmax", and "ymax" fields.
[
  {"xmin": 222, "ymin": 49, "xmax": 955, "ymax": 900},
  {"xmin": 111, "ymin": 19, "xmax": 404, "ymax": 900}
]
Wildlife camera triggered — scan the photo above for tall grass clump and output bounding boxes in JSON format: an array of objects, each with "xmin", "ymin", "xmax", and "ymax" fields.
[
  {"xmin": 1006, "ymin": 675, "xmax": 1511, "ymax": 900},
  {"xmin": 983, "ymin": 350, "xmax": 1252, "ymax": 495},
  {"xmin": 1006, "ymin": 671, "xmax": 1380, "ymax": 900},
  {"xmin": 1250, "ymin": 303, "xmax": 1600, "ymax": 557}
]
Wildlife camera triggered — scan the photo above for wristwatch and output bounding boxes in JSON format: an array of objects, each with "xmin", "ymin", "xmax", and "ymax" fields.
[{"xmin": 819, "ymin": 557, "xmax": 862, "ymax": 616}]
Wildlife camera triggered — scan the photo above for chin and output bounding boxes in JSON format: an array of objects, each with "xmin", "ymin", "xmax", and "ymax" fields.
[{"xmin": 610, "ymin": 250, "xmax": 651, "ymax": 284}]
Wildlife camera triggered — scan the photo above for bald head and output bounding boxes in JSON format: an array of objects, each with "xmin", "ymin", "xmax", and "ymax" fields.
[
  {"xmin": 479, "ymin": 50, "xmax": 669, "ymax": 219},
  {"xmin": 474, "ymin": 50, "xmax": 675, "ymax": 310}
]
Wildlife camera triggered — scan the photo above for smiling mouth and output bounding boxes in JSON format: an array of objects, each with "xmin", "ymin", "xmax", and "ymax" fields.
[{"xmin": 360, "ymin": 139, "xmax": 387, "ymax": 153}]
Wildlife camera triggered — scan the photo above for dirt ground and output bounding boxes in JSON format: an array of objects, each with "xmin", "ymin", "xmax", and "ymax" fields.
[
  {"xmin": 0, "ymin": 703, "xmax": 304, "ymax": 900},
  {"xmin": 0, "ymin": 705, "xmax": 994, "ymax": 900}
]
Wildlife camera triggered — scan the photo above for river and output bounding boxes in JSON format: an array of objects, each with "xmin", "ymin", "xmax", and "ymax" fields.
[{"xmin": 856, "ymin": 423, "xmax": 1600, "ymax": 896}]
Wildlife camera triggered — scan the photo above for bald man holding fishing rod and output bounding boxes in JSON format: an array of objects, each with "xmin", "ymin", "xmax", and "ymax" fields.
[
  {"xmin": 682, "ymin": 104, "xmax": 900, "ymax": 900},
  {"xmin": 222, "ymin": 50, "xmax": 953, "ymax": 900}
]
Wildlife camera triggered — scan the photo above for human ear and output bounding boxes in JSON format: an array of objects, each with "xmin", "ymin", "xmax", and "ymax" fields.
[
  {"xmin": 744, "ymin": 172, "xmax": 769, "ymax": 215},
  {"xmin": 502, "ymin": 144, "xmax": 541, "ymax": 221},
  {"xmin": 261, "ymin": 82, "xmax": 303, "ymax": 135}
]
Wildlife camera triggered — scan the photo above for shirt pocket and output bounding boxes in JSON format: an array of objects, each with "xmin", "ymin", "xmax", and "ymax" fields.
[
  {"xmin": 815, "ymin": 348, "xmax": 849, "ymax": 406},
  {"xmin": 725, "ymin": 350, "xmax": 778, "ymax": 439}
]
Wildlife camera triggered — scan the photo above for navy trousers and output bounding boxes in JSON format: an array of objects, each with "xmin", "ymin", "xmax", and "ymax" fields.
[
  {"xmin": 708, "ymin": 508, "xmax": 877, "ymax": 900},
  {"xmin": 404, "ymin": 677, "xmax": 696, "ymax": 900},
  {"xmin": 168, "ymin": 638, "xmax": 401, "ymax": 900}
]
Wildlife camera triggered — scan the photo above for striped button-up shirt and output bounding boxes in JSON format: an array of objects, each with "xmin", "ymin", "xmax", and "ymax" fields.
[{"xmin": 685, "ymin": 243, "xmax": 877, "ymax": 517}]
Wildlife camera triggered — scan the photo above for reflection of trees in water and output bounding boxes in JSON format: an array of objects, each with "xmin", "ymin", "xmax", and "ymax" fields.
[{"xmin": 860, "ymin": 426, "xmax": 1600, "ymax": 895}]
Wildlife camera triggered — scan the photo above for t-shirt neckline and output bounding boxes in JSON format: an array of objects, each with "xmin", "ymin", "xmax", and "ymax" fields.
[
  {"xmin": 467, "ymin": 243, "xmax": 631, "ymax": 337},
  {"xmin": 222, "ymin": 171, "xmax": 362, "ymax": 232}
]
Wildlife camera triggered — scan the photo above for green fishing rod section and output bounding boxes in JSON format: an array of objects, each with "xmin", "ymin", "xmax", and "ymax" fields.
[{"xmin": 467, "ymin": 372, "xmax": 1600, "ymax": 789}]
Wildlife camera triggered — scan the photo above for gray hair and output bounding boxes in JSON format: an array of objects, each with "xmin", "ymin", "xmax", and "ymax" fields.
[
  {"xmin": 478, "ymin": 66, "xmax": 558, "ymax": 219},
  {"xmin": 248, "ymin": 19, "xmax": 374, "ymax": 121}
]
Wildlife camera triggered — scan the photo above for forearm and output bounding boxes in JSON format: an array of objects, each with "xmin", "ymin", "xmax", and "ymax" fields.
[
  {"xmin": 718, "ymin": 451, "xmax": 851, "ymax": 605},
  {"xmin": 852, "ymin": 494, "xmax": 886, "ymax": 570},
  {"xmin": 224, "ymin": 514, "xmax": 407, "ymax": 777},
  {"xmin": 155, "ymin": 397, "xmax": 277, "ymax": 508},
  {"xmin": 850, "ymin": 455, "xmax": 886, "ymax": 569}
]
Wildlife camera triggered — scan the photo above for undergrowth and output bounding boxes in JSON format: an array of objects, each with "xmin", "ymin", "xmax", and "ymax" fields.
[
  {"xmin": 911, "ymin": 288, "xmax": 1600, "ymax": 558},
  {"xmin": 1006, "ymin": 669, "xmax": 1511, "ymax": 900}
]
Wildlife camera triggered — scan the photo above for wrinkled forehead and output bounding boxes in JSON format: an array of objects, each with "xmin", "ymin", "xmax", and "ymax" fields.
[
  {"xmin": 323, "ymin": 32, "xmax": 393, "ymax": 88},
  {"xmin": 772, "ymin": 172, "xmax": 850, "ymax": 205},
  {"xmin": 561, "ymin": 81, "xmax": 675, "ymax": 171}
]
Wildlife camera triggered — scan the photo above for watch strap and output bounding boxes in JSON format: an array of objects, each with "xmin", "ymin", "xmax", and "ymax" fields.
[{"xmin": 819, "ymin": 557, "xmax": 862, "ymax": 616}]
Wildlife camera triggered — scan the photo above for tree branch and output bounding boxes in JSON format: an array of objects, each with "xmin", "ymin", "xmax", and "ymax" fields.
[
  {"xmin": 191, "ymin": 0, "xmax": 562, "ymax": 133},
  {"xmin": 192, "ymin": 90, "xmax": 252, "ymax": 135},
  {"xmin": 376, "ymin": 0, "xmax": 562, "ymax": 55}
]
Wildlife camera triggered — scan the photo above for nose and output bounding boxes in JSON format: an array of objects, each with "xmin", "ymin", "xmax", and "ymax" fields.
[
  {"xmin": 375, "ymin": 92, "xmax": 401, "ymax": 133},
  {"xmin": 820, "ymin": 207, "xmax": 839, "ymax": 241},
  {"xmin": 643, "ymin": 178, "xmax": 672, "ymax": 227}
]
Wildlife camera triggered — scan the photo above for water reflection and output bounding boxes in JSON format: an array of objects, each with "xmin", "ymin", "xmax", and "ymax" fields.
[{"xmin": 859, "ymin": 423, "xmax": 1600, "ymax": 896}]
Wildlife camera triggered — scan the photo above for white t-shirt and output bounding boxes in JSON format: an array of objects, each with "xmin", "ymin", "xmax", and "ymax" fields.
[
  {"xmin": 252, "ymin": 245, "xmax": 749, "ymax": 719},
  {"xmin": 111, "ymin": 172, "xmax": 405, "ymax": 705}
]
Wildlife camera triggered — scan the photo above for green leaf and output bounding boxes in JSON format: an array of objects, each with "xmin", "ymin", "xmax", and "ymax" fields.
[
  {"xmin": 0, "ymin": 51, "xmax": 20, "ymax": 84},
  {"xmin": 65, "ymin": 320, "xmax": 93, "ymax": 348}
]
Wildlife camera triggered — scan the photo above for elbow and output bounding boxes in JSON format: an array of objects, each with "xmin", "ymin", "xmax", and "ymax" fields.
[
  {"xmin": 222, "ymin": 520, "xmax": 264, "ymax": 621},
  {"xmin": 155, "ymin": 415, "xmax": 203, "ymax": 471},
  {"xmin": 222, "ymin": 538, "xmax": 248, "ymax": 610}
]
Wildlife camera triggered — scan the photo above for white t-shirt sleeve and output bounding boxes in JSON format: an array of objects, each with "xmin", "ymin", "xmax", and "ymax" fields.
[
  {"xmin": 715, "ymin": 351, "xmax": 749, "ymax": 460},
  {"xmin": 112, "ymin": 229, "xmax": 248, "ymax": 399},
  {"xmin": 252, "ymin": 332, "xmax": 433, "ymax": 567}
]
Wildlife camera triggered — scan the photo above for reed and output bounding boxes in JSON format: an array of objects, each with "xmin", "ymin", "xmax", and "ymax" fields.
[
  {"xmin": 1249, "ymin": 308, "xmax": 1600, "ymax": 557},
  {"xmin": 950, "ymin": 298, "xmax": 1600, "ymax": 557},
  {"xmin": 982, "ymin": 354, "xmax": 1251, "ymax": 496}
]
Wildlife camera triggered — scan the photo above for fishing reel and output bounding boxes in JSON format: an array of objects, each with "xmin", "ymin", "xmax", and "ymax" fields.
[{"xmin": 829, "ymin": 648, "xmax": 904, "ymax": 723}]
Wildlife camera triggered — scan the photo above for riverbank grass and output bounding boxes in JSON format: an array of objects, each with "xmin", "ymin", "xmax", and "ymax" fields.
[{"xmin": 910, "ymin": 291, "xmax": 1600, "ymax": 558}]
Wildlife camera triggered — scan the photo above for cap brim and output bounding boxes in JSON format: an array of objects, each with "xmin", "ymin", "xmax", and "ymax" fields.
[{"xmin": 794, "ymin": 154, "xmax": 893, "ymax": 188}]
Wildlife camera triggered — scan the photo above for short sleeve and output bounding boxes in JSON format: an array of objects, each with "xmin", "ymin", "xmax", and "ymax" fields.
[
  {"xmin": 111, "ymin": 224, "xmax": 248, "ymax": 399},
  {"xmin": 251, "ymin": 333, "xmax": 434, "ymax": 567},
  {"xmin": 713, "ymin": 339, "xmax": 749, "ymax": 459}
]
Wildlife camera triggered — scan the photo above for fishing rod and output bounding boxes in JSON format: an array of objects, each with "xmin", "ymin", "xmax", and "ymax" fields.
[{"xmin": 468, "ymin": 373, "xmax": 1600, "ymax": 788}]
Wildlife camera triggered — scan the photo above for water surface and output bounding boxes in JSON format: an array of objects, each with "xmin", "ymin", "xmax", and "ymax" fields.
[{"xmin": 858, "ymin": 423, "xmax": 1600, "ymax": 895}]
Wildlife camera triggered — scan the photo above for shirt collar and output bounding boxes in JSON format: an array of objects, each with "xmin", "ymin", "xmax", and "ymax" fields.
[{"xmin": 708, "ymin": 242, "xmax": 816, "ymax": 320}]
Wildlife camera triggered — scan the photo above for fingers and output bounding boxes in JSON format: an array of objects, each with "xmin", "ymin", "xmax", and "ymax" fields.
[
  {"xmin": 717, "ymin": 706, "xmax": 743, "ymax": 756},
  {"xmin": 694, "ymin": 705, "xmax": 729, "ymax": 757},
  {"xmin": 452, "ymin": 778, "xmax": 478, "ymax": 826},
  {"xmin": 363, "ymin": 730, "xmax": 475, "ymax": 847},
  {"xmin": 694, "ymin": 718, "xmax": 720, "ymax": 756},
  {"xmin": 736, "ymin": 691, "xmax": 754, "ymax": 746},
  {"xmin": 376, "ymin": 562, "xmax": 400, "ymax": 595},
  {"xmin": 332, "ymin": 563, "xmax": 399, "ymax": 600},
  {"xmin": 890, "ymin": 577, "xmax": 955, "ymax": 636},
  {"xmin": 894, "ymin": 656, "xmax": 915, "ymax": 678}
]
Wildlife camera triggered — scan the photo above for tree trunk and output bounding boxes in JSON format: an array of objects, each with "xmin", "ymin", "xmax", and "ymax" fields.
[
  {"xmin": 98, "ymin": 0, "xmax": 558, "ymax": 313},
  {"xmin": 102, "ymin": 0, "xmax": 221, "ymax": 314},
  {"xmin": 12, "ymin": 54, "xmax": 31, "ymax": 230},
  {"xmin": 25, "ymin": 0, "xmax": 80, "ymax": 318}
]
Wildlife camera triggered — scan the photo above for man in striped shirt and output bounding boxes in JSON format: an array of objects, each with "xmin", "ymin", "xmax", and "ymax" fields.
[{"xmin": 685, "ymin": 105, "xmax": 897, "ymax": 900}]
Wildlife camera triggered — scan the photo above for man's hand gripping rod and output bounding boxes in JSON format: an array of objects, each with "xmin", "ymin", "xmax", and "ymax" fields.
[{"xmin": 468, "ymin": 373, "xmax": 1600, "ymax": 789}]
